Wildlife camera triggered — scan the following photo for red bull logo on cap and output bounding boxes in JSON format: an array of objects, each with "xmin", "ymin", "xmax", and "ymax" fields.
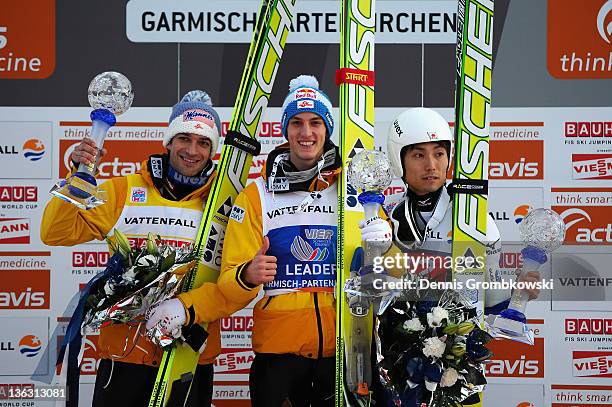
[{"xmin": 295, "ymin": 88, "xmax": 317, "ymax": 100}]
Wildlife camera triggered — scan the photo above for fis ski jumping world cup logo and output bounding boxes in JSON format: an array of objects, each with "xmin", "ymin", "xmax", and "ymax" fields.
[
  {"xmin": 19, "ymin": 335, "xmax": 42, "ymax": 357},
  {"xmin": 22, "ymin": 138, "xmax": 45, "ymax": 161},
  {"xmin": 291, "ymin": 235, "xmax": 329, "ymax": 262}
]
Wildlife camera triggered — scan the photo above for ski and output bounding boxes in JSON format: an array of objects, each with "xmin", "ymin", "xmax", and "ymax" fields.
[
  {"xmin": 148, "ymin": 0, "xmax": 295, "ymax": 405},
  {"xmin": 335, "ymin": 0, "xmax": 376, "ymax": 405},
  {"xmin": 450, "ymin": 0, "xmax": 494, "ymax": 315}
]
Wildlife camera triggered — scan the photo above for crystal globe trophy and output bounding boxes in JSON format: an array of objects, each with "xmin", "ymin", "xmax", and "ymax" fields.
[
  {"xmin": 347, "ymin": 150, "xmax": 394, "ymax": 272},
  {"xmin": 344, "ymin": 150, "xmax": 393, "ymax": 396},
  {"xmin": 50, "ymin": 72, "xmax": 134, "ymax": 209},
  {"xmin": 486, "ymin": 208, "xmax": 565, "ymax": 344}
]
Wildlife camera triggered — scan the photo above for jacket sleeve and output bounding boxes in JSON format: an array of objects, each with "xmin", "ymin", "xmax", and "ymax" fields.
[
  {"xmin": 217, "ymin": 183, "xmax": 264, "ymax": 306},
  {"xmin": 178, "ymin": 282, "xmax": 247, "ymax": 324},
  {"xmin": 40, "ymin": 177, "xmax": 127, "ymax": 246}
]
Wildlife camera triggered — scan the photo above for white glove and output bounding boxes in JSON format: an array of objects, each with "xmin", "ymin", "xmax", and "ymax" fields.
[
  {"xmin": 359, "ymin": 216, "xmax": 392, "ymax": 252},
  {"xmin": 146, "ymin": 298, "xmax": 186, "ymax": 339}
]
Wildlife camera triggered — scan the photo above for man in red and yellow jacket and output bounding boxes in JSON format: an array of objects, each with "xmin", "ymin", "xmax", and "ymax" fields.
[{"xmin": 41, "ymin": 91, "xmax": 241, "ymax": 406}]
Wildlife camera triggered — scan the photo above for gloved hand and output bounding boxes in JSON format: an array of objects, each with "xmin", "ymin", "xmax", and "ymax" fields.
[
  {"xmin": 359, "ymin": 216, "xmax": 392, "ymax": 252},
  {"xmin": 146, "ymin": 298, "xmax": 186, "ymax": 339}
]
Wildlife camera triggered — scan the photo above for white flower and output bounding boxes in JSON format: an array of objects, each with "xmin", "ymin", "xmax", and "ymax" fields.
[
  {"xmin": 137, "ymin": 254, "xmax": 156, "ymax": 267},
  {"xmin": 103, "ymin": 281, "xmax": 115, "ymax": 296},
  {"xmin": 123, "ymin": 267, "xmax": 138, "ymax": 283},
  {"xmin": 440, "ymin": 367, "xmax": 459, "ymax": 387},
  {"xmin": 422, "ymin": 336, "xmax": 446, "ymax": 358},
  {"xmin": 403, "ymin": 318, "xmax": 425, "ymax": 332},
  {"xmin": 425, "ymin": 379, "xmax": 438, "ymax": 391},
  {"xmin": 427, "ymin": 306, "xmax": 449, "ymax": 327}
]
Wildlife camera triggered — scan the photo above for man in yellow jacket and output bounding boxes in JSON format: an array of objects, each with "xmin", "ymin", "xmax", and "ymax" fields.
[
  {"xmin": 216, "ymin": 75, "xmax": 348, "ymax": 406},
  {"xmin": 41, "ymin": 91, "xmax": 239, "ymax": 406}
]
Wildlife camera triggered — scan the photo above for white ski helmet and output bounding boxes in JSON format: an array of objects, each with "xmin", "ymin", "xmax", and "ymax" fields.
[{"xmin": 386, "ymin": 107, "xmax": 453, "ymax": 178}]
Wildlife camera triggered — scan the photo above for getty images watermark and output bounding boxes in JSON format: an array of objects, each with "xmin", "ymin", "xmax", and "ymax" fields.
[{"xmin": 370, "ymin": 253, "xmax": 555, "ymax": 292}]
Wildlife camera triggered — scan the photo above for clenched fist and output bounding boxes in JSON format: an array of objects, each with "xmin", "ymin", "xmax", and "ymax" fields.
[{"xmin": 70, "ymin": 137, "xmax": 107, "ymax": 167}]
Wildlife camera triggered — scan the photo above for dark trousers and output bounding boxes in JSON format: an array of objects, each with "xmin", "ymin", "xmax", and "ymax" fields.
[
  {"xmin": 249, "ymin": 353, "xmax": 335, "ymax": 407},
  {"xmin": 92, "ymin": 359, "xmax": 213, "ymax": 406}
]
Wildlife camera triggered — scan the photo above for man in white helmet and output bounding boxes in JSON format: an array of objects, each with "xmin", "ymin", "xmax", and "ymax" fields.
[
  {"xmin": 369, "ymin": 108, "xmax": 542, "ymax": 406},
  {"xmin": 384, "ymin": 107, "xmax": 541, "ymax": 305}
]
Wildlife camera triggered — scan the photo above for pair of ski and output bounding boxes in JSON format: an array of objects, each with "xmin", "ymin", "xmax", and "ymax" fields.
[
  {"xmin": 147, "ymin": 0, "xmax": 295, "ymax": 405},
  {"xmin": 147, "ymin": 0, "xmax": 494, "ymax": 405}
]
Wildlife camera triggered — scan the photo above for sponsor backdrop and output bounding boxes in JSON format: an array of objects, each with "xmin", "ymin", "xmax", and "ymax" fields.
[{"xmin": 1, "ymin": 0, "xmax": 611, "ymax": 406}]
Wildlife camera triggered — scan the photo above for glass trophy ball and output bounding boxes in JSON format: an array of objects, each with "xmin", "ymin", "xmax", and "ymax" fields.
[
  {"xmin": 519, "ymin": 208, "xmax": 566, "ymax": 253},
  {"xmin": 348, "ymin": 150, "xmax": 393, "ymax": 192},
  {"xmin": 88, "ymin": 71, "xmax": 134, "ymax": 115}
]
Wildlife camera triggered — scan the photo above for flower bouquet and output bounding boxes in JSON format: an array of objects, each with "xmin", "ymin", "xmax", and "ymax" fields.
[
  {"xmin": 376, "ymin": 287, "xmax": 494, "ymax": 407},
  {"xmin": 81, "ymin": 229, "xmax": 197, "ymax": 335}
]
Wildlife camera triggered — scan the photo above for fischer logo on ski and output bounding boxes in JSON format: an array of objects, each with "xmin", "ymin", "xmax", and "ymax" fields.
[
  {"xmin": 451, "ymin": 0, "xmax": 493, "ymax": 304},
  {"xmin": 148, "ymin": 1, "xmax": 295, "ymax": 405},
  {"xmin": 335, "ymin": 0, "xmax": 376, "ymax": 405}
]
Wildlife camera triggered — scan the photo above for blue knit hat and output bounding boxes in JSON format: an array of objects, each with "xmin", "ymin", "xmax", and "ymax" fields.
[
  {"xmin": 280, "ymin": 75, "xmax": 334, "ymax": 138},
  {"xmin": 164, "ymin": 90, "xmax": 221, "ymax": 154}
]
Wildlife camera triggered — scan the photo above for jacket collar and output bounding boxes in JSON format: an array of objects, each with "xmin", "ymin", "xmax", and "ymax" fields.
[
  {"xmin": 261, "ymin": 142, "xmax": 341, "ymax": 193},
  {"xmin": 141, "ymin": 154, "xmax": 216, "ymax": 201}
]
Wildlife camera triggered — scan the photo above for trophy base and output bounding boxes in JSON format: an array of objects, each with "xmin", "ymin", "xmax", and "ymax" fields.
[
  {"xmin": 50, "ymin": 175, "xmax": 107, "ymax": 210},
  {"xmin": 485, "ymin": 314, "xmax": 534, "ymax": 345}
]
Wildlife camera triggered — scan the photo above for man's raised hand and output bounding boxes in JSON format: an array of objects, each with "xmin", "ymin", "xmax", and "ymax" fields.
[
  {"xmin": 243, "ymin": 236, "xmax": 277, "ymax": 286},
  {"xmin": 70, "ymin": 137, "xmax": 107, "ymax": 167}
]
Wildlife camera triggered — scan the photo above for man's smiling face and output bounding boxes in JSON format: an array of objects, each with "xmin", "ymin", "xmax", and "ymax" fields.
[{"xmin": 167, "ymin": 133, "xmax": 212, "ymax": 176}]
